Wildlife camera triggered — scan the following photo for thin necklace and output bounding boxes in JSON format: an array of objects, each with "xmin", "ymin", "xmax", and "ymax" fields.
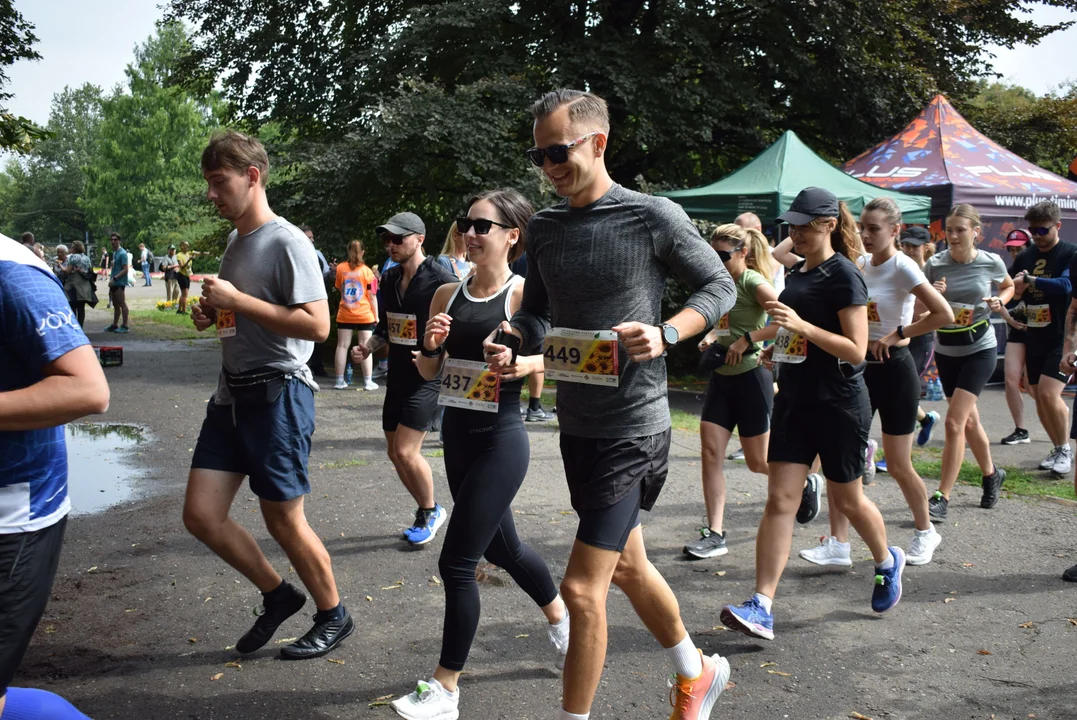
[{"xmin": 467, "ymin": 271, "xmax": 512, "ymax": 302}]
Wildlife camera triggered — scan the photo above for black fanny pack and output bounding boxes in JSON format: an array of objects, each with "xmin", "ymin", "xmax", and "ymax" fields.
[
  {"xmin": 937, "ymin": 319, "xmax": 989, "ymax": 347},
  {"xmin": 698, "ymin": 343, "xmax": 728, "ymax": 372},
  {"xmin": 225, "ymin": 366, "xmax": 288, "ymax": 405}
]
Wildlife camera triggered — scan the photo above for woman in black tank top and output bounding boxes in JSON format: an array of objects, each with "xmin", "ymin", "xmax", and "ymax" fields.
[{"xmin": 390, "ymin": 189, "xmax": 568, "ymax": 718}]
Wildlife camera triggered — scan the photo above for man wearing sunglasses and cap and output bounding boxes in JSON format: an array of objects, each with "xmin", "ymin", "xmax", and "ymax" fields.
[
  {"xmin": 488, "ymin": 89, "xmax": 736, "ymax": 720},
  {"xmin": 1011, "ymin": 201, "xmax": 1076, "ymax": 477},
  {"xmin": 352, "ymin": 212, "xmax": 456, "ymax": 546}
]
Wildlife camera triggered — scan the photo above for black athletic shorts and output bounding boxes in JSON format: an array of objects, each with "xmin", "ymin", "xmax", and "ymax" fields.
[
  {"xmin": 908, "ymin": 332, "xmax": 935, "ymax": 378},
  {"xmin": 1007, "ymin": 327, "xmax": 1027, "ymax": 345},
  {"xmin": 191, "ymin": 380, "xmax": 315, "ymax": 502},
  {"xmin": 935, "ymin": 348, "xmax": 996, "ymax": 398},
  {"xmin": 1025, "ymin": 342, "xmax": 1068, "ymax": 386},
  {"xmin": 382, "ymin": 380, "xmax": 440, "ymax": 432},
  {"xmin": 177, "ymin": 273, "xmax": 191, "ymax": 291},
  {"xmin": 337, "ymin": 322, "xmax": 376, "ymax": 332},
  {"xmin": 700, "ymin": 366, "xmax": 773, "ymax": 437},
  {"xmin": 768, "ymin": 390, "xmax": 870, "ymax": 484},
  {"xmin": 559, "ymin": 429, "xmax": 672, "ymax": 552},
  {"xmin": 0, "ymin": 517, "xmax": 67, "ymax": 692},
  {"xmin": 864, "ymin": 346, "xmax": 920, "ymax": 436}
]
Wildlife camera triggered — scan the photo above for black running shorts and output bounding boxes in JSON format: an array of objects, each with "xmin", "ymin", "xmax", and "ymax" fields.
[
  {"xmin": 768, "ymin": 391, "xmax": 870, "ymax": 484},
  {"xmin": 864, "ymin": 346, "xmax": 920, "ymax": 436},
  {"xmin": 382, "ymin": 380, "xmax": 441, "ymax": 433},
  {"xmin": 1025, "ymin": 343, "xmax": 1068, "ymax": 386},
  {"xmin": 935, "ymin": 348, "xmax": 996, "ymax": 398},
  {"xmin": 700, "ymin": 366, "xmax": 773, "ymax": 437}
]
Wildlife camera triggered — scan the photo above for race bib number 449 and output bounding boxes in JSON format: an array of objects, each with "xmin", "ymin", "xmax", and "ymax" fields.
[
  {"xmin": 437, "ymin": 359, "xmax": 500, "ymax": 413},
  {"xmin": 543, "ymin": 328, "xmax": 619, "ymax": 387},
  {"xmin": 387, "ymin": 312, "xmax": 418, "ymax": 345}
]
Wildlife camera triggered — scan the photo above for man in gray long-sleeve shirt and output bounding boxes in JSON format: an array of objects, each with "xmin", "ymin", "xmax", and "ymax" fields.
[{"xmin": 487, "ymin": 90, "xmax": 735, "ymax": 720}]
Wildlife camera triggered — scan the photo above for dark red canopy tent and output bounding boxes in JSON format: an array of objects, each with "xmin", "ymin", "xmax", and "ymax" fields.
[{"xmin": 843, "ymin": 96, "xmax": 1077, "ymax": 249}]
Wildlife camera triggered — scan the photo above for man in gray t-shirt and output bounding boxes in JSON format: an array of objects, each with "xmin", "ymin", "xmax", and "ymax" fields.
[
  {"xmin": 488, "ymin": 90, "xmax": 734, "ymax": 720},
  {"xmin": 185, "ymin": 130, "xmax": 353, "ymax": 663}
]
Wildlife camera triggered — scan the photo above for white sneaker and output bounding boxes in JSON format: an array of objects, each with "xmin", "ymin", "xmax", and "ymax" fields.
[
  {"xmin": 1038, "ymin": 446, "xmax": 1061, "ymax": 470},
  {"xmin": 799, "ymin": 536, "xmax": 852, "ymax": 566},
  {"xmin": 363, "ymin": 379, "xmax": 379, "ymax": 391},
  {"xmin": 333, "ymin": 378, "xmax": 348, "ymax": 390},
  {"xmin": 547, "ymin": 611, "xmax": 570, "ymax": 670},
  {"xmin": 390, "ymin": 678, "xmax": 459, "ymax": 720},
  {"xmin": 906, "ymin": 526, "xmax": 942, "ymax": 565},
  {"xmin": 1052, "ymin": 444, "xmax": 1072, "ymax": 475},
  {"xmin": 864, "ymin": 439, "xmax": 878, "ymax": 483}
]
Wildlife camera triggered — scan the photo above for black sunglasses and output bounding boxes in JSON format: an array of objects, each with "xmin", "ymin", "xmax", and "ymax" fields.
[
  {"xmin": 457, "ymin": 217, "xmax": 513, "ymax": 235},
  {"xmin": 1028, "ymin": 226, "xmax": 1052, "ymax": 236},
  {"xmin": 380, "ymin": 232, "xmax": 414, "ymax": 245},
  {"xmin": 526, "ymin": 132, "xmax": 600, "ymax": 167}
]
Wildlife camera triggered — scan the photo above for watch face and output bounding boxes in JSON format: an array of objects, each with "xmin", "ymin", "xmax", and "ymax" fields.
[{"xmin": 662, "ymin": 324, "xmax": 678, "ymax": 345}]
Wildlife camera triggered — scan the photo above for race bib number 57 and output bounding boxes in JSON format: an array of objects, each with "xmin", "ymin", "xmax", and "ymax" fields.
[
  {"xmin": 387, "ymin": 312, "xmax": 418, "ymax": 345},
  {"xmin": 437, "ymin": 359, "xmax": 500, "ymax": 413},
  {"xmin": 543, "ymin": 328, "xmax": 620, "ymax": 387}
]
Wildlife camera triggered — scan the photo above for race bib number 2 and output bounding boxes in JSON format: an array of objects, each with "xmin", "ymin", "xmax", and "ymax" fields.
[
  {"xmin": 437, "ymin": 359, "xmax": 500, "ymax": 413},
  {"xmin": 543, "ymin": 328, "xmax": 619, "ymax": 387},
  {"xmin": 773, "ymin": 327, "xmax": 807, "ymax": 364},
  {"xmin": 387, "ymin": 312, "xmax": 418, "ymax": 345}
]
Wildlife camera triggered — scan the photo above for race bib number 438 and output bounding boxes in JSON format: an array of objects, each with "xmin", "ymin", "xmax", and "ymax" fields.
[
  {"xmin": 437, "ymin": 359, "xmax": 500, "ymax": 413},
  {"xmin": 387, "ymin": 312, "xmax": 418, "ymax": 345},
  {"xmin": 543, "ymin": 328, "xmax": 619, "ymax": 387},
  {"xmin": 773, "ymin": 327, "xmax": 807, "ymax": 364}
]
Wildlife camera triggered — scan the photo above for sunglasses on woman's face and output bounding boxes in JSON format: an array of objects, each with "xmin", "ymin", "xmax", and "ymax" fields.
[
  {"xmin": 381, "ymin": 232, "xmax": 414, "ymax": 245},
  {"xmin": 456, "ymin": 217, "xmax": 513, "ymax": 235},
  {"xmin": 526, "ymin": 132, "xmax": 601, "ymax": 167}
]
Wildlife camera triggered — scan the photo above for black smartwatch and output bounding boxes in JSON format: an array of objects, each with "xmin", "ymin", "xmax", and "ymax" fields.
[
  {"xmin": 419, "ymin": 344, "xmax": 445, "ymax": 358},
  {"xmin": 896, "ymin": 325, "xmax": 906, "ymax": 340},
  {"xmin": 659, "ymin": 323, "xmax": 679, "ymax": 347},
  {"xmin": 742, "ymin": 330, "xmax": 753, "ymax": 346}
]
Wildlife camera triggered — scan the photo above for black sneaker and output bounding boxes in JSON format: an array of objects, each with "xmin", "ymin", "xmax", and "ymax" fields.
[
  {"xmin": 980, "ymin": 467, "xmax": 1006, "ymax": 509},
  {"xmin": 796, "ymin": 473, "xmax": 822, "ymax": 525},
  {"xmin": 236, "ymin": 581, "xmax": 307, "ymax": 654},
  {"xmin": 526, "ymin": 407, "xmax": 551, "ymax": 423},
  {"xmin": 1063, "ymin": 563, "xmax": 1077, "ymax": 582},
  {"xmin": 928, "ymin": 491, "xmax": 949, "ymax": 520},
  {"xmin": 280, "ymin": 608, "xmax": 355, "ymax": 660},
  {"xmin": 1001, "ymin": 427, "xmax": 1030, "ymax": 445}
]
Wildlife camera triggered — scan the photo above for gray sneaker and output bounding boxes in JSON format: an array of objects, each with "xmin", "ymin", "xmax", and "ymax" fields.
[
  {"xmin": 726, "ymin": 447, "xmax": 745, "ymax": 461},
  {"xmin": 682, "ymin": 528, "xmax": 727, "ymax": 559},
  {"xmin": 1051, "ymin": 444, "xmax": 1072, "ymax": 476},
  {"xmin": 526, "ymin": 407, "xmax": 552, "ymax": 423}
]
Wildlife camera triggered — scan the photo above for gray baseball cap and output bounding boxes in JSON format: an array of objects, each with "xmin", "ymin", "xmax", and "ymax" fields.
[{"xmin": 376, "ymin": 212, "xmax": 425, "ymax": 236}]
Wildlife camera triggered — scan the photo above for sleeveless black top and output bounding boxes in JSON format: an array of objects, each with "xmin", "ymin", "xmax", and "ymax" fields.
[{"xmin": 443, "ymin": 274, "xmax": 524, "ymax": 406}]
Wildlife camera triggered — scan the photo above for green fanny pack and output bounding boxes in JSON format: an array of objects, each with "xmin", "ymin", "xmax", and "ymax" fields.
[{"xmin": 937, "ymin": 319, "xmax": 989, "ymax": 347}]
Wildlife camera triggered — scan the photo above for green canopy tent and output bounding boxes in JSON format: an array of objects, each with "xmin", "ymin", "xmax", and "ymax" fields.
[{"xmin": 658, "ymin": 130, "xmax": 931, "ymax": 224}]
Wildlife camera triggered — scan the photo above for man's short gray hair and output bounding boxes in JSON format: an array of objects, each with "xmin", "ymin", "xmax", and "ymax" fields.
[{"xmin": 531, "ymin": 89, "xmax": 610, "ymax": 134}]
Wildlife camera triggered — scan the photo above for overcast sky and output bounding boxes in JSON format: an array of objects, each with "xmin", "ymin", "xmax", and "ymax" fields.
[{"xmin": 5, "ymin": 0, "xmax": 1077, "ymax": 127}]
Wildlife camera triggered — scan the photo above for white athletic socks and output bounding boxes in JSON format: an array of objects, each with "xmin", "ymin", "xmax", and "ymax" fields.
[
  {"xmin": 877, "ymin": 549, "xmax": 896, "ymax": 570},
  {"xmin": 667, "ymin": 634, "xmax": 703, "ymax": 679},
  {"xmin": 753, "ymin": 592, "xmax": 773, "ymax": 613},
  {"xmin": 914, "ymin": 524, "xmax": 936, "ymax": 537},
  {"xmin": 560, "ymin": 710, "xmax": 589, "ymax": 720}
]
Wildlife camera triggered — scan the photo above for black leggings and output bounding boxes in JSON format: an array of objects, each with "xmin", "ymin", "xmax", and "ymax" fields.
[
  {"xmin": 438, "ymin": 405, "xmax": 558, "ymax": 671},
  {"xmin": 69, "ymin": 301, "xmax": 86, "ymax": 327}
]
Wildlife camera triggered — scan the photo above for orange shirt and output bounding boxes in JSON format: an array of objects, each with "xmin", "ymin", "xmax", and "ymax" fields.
[{"xmin": 335, "ymin": 262, "xmax": 377, "ymax": 324}]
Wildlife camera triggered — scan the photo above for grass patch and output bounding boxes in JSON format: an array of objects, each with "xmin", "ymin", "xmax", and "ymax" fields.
[
  {"xmin": 424, "ymin": 449, "xmax": 445, "ymax": 458},
  {"xmin": 671, "ymin": 408, "xmax": 701, "ymax": 433},
  {"xmin": 668, "ymin": 373, "xmax": 709, "ymax": 390},
  {"xmin": 318, "ymin": 458, "xmax": 368, "ymax": 470},
  {"xmin": 910, "ymin": 450, "xmax": 1075, "ymax": 501},
  {"xmin": 125, "ymin": 310, "xmax": 206, "ymax": 340}
]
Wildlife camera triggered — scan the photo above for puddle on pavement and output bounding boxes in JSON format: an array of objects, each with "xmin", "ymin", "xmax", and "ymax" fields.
[{"xmin": 65, "ymin": 422, "xmax": 147, "ymax": 515}]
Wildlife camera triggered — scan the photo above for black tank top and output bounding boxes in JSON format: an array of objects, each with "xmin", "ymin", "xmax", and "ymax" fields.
[{"xmin": 444, "ymin": 274, "xmax": 524, "ymax": 405}]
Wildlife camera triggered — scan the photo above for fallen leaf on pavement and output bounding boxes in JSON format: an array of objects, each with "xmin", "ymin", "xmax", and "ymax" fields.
[
  {"xmin": 188, "ymin": 638, "xmax": 197, "ymax": 644},
  {"xmin": 366, "ymin": 595, "xmax": 373, "ymax": 602},
  {"xmin": 369, "ymin": 694, "xmax": 394, "ymax": 708},
  {"xmin": 327, "ymin": 658, "xmax": 345, "ymax": 665},
  {"xmin": 1067, "ymin": 618, "xmax": 1077, "ymax": 627},
  {"xmin": 224, "ymin": 661, "xmax": 241, "ymax": 669},
  {"xmin": 710, "ymin": 625, "xmax": 728, "ymax": 631},
  {"xmin": 429, "ymin": 576, "xmax": 442, "ymax": 586},
  {"xmin": 1019, "ymin": 621, "xmax": 1034, "ymax": 629},
  {"xmin": 210, "ymin": 673, "xmax": 224, "ymax": 681},
  {"xmin": 944, "ymin": 598, "xmax": 955, "ymax": 603},
  {"xmin": 849, "ymin": 713, "xmax": 873, "ymax": 720},
  {"xmin": 760, "ymin": 662, "xmax": 777, "ymax": 668},
  {"xmin": 275, "ymin": 637, "xmax": 299, "ymax": 644},
  {"xmin": 224, "ymin": 645, "xmax": 235, "ymax": 651},
  {"xmin": 204, "ymin": 597, "xmax": 212, "ymax": 603},
  {"xmin": 714, "ymin": 571, "xmax": 727, "ymax": 577},
  {"xmin": 962, "ymin": 563, "xmax": 974, "ymax": 568},
  {"xmin": 767, "ymin": 670, "xmax": 792, "ymax": 677},
  {"xmin": 515, "ymin": 634, "xmax": 530, "ymax": 638},
  {"xmin": 977, "ymin": 650, "xmax": 992, "ymax": 655},
  {"xmin": 86, "ymin": 566, "xmax": 98, "ymax": 573},
  {"xmin": 559, "ymin": 510, "xmax": 575, "ymax": 515}
]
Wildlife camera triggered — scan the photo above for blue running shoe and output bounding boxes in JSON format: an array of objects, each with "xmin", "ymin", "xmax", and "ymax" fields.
[
  {"xmin": 917, "ymin": 411, "xmax": 939, "ymax": 447},
  {"xmin": 876, "ymin": 456, "xmax": 888, "ymax": 474},
  {"xmin": 406, "ymin": 503, "xmax": 447, "ymax": 546},
  {"xmin": 720, "ymin": 597, "xmax": 774, "ymax": 640},
  {"xmin": 871, "ymin": 546, "xmax": 905, "ymax": 613}
]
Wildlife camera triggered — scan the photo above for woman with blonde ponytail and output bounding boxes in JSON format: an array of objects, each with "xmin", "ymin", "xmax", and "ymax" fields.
[{"xmin": 722, "ymin": 187, "xmax": 904, "ymax": 641}]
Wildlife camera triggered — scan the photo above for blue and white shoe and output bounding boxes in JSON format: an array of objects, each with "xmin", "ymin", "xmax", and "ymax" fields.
[
  {"xmin": 406, "ymin": 504, "xmax": 447, "ymax": 546},
  {"xmin": 876, "ymin": 456, "xmax": 888, "ymax": 474},
  {"xmin": 917, "ymin": 411, "xmax": 940, "ymax": 447},
  {"xmin": 720, "ymin": 597, "xmax": 774, "ymax": 640},
  {"xmin": 871, "ymin": 546, "xmax": 905, "ymax": 613}
]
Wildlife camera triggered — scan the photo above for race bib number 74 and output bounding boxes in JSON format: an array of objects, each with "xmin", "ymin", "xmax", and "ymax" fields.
[
  {"xmin": 543, "ymin": 328, "xmax": 620, "ymax": 387},
  {"xmin": 437, "ymin": 359, "xmax": 500, "ymax": 413}
]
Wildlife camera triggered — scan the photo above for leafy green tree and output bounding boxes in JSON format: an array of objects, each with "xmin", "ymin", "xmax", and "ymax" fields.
[
  {"xmin": 82, "ymin": 21, "xmax": 228, "ymax": 252},
  {"xmin": 0, "ymin": 0, "xmax": 47, "ymax": 151}
]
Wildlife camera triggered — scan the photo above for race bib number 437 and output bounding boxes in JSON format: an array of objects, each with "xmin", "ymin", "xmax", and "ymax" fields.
[
  {"xmin": 543, "ymin": 328, "xmax": 619, "ymax": 387},
  {"xmin": 387, "ymin": 312, "xmax": 418, "ymax": 345},
  {"xmin": 437, "ymin": 359, "xmax": 500, "ymax": 413}
]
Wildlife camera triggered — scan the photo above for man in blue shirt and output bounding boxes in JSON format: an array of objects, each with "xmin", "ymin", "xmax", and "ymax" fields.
[
  {"xmin": 0, "ymin": 235, "xmax": 110, "ymax": 720},
  {"xmin": 105, "ymin": 233, "xmax": 131, "ymax": 334}
]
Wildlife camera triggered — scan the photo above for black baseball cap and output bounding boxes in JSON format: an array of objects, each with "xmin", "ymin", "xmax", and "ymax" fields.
[
  {"xmin": 777, "ymin": 187, "xmax": 840, "ymax": 225},
  {"xmin": 900, "ymin": 226, "xmax": 931, "ymax": 246},
  {"xmin": 376, "ymin": 212, "xmax": 425, "ymax": 237}
]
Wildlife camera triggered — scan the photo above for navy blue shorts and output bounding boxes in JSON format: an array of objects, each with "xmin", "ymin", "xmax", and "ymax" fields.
[{"xmin": 191, "ymin": 380, "xmax": 315, "ymax": 502}]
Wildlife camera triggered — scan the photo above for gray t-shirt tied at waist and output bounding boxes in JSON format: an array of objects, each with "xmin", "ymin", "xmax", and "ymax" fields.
[
  {"xmin": 213, "ymin": 217, "xmax": 328, "ymax": 404},
  {"xmin": 510, "ymin": 183, "xmax": 735, "ymax": 439}
]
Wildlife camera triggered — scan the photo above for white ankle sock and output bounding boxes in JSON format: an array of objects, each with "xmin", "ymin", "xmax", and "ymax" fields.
[
  {"xmin": 429, "ymin": 677, "xmax": 457, "ymax": 699},
  {"xmin": 915, "ymin": 524, "xmax": 935, "ymax": 537},
  {"xmin": 833, "ymin": 537, "xmax": 851, "ymax": 549},
  {"xmin": 335, "ymin": 375, "xmax": 344, "ymax": 383},
  {"xmin": 753, "ymin": 592, "xmax": 773, "ymax": 613},
  {"xmin": 560, "ymin": 710, "xmax": 589, "ymax": 720},
  {"xmin": 877, "ymin": 549, "xmax": 895, "ymax": 570},
  {"xmin": 667, "ymin": 634, "xmax": 703, "ymax": 678}
]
